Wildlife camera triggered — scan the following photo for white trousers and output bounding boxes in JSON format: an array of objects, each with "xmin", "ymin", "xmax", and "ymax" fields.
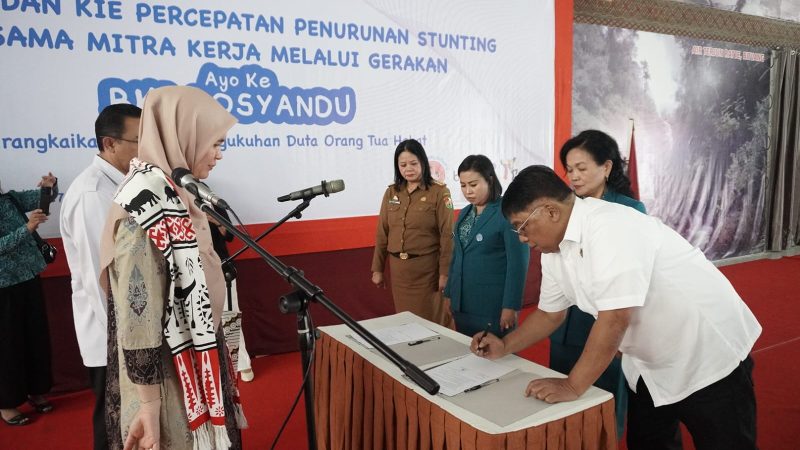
[{"xmin": 225, "ymin": 279, "xmax": 252, "ymax": 371}]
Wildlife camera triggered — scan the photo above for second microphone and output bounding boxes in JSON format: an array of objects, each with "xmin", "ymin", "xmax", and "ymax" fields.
[{"xmin": 277, "ymin": 180, "xmax": 345, "ymax": 202}]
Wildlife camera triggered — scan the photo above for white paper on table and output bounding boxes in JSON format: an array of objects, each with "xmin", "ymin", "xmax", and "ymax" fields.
[
  {"xmin": 426, "ymin": 354, "xmax": 515, "ymax": 397},
  {"xmin": 347, "ymin": 322, "xmax": 438, "ymax": 349}
]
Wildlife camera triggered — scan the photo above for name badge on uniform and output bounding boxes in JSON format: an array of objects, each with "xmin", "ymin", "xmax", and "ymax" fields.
[
  {"xmin": 389, "ymin": 195, "xmax": 400, "ymax": 205},
  {"xmin": 444, "ymin": 196, "xmax": 453, "ymax": 210}
]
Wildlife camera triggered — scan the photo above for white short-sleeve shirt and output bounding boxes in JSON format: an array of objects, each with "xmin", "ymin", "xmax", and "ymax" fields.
[
  {"xmin": 60, "ymin": 156, "xmax": 124, "ymax": 367},
  {"xmin": 539, "ymin": 197, "xmax": 761, "ymax": 406}
]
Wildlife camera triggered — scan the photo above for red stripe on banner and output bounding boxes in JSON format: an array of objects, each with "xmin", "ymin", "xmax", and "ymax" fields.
[
  {"xmin": 223, "ymin": 209, "xmax": 459, "ymax": 260},
  {"xmin": 41, "ymin": 215, "xmax": 379, "ymax": 278},
  {"xmin": 554, "ymin": 0, "xmax": 574, "ymax": 182},
  {"xmin": 43, "ymin": 210, "xmax": 463, "ymax": 278},
  {"xmin": 225, "ymin": 215, "xmax": 380, "ymax": 260},
  {"xmin": 41, "ymin": 215, "xmax": 382, "ymax": 277}
]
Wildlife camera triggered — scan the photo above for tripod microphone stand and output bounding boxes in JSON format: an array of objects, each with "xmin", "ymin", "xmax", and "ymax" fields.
[
  {"xmin": 220, "ymin": 199, "xmax": 311, "ymax": 341},
  {"xmin": 199, "ymin": 199, "xmax": 439, "ymax": 450}
]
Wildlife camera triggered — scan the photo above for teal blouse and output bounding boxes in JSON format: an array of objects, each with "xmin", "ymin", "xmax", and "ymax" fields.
[
  {"xmin": 457, "ymin": 207, "xmax": 478, "ymax": 248},
  {"xmin": 602, "ymin": 189, "xmax": 646, "ymax": 214},
  {"xmin": 0, "ymin": 190, "xmax": 46, "ymax": 288}
]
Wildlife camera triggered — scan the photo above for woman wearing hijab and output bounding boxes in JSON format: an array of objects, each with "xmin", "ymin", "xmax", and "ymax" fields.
[{"xmin": 99, "ymin": 86, "xmax": 246, "ymax": 450}]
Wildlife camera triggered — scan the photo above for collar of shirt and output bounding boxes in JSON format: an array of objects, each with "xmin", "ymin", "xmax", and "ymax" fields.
[
  {"xmin": 401, "ymin": 182, "xmax": 431, "ymax": 195},
  {"xmin": 93, "ymin": 154, "xmax": 125, "ymax": 186},
  {"xmin": 559, "ymin": 196, "xmax": 590, "ymax": 251}
]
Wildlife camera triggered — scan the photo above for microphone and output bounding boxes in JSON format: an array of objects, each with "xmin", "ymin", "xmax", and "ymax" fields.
[
  {"xmin": 277, "ymin": 179, "xmax": 345, "ymax": 202},
  {"xmin": 171, "ymin": 168, "xmax": 230, "ymax": 209}
]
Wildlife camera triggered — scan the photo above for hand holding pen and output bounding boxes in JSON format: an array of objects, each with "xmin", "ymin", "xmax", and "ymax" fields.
[
  {"xmin": 477, "ymin": 323, "xmax": 491, "ymax": 351},
  {"xmin": 471, "ymin": 323, "xmax": 505, "ymax": 360}
]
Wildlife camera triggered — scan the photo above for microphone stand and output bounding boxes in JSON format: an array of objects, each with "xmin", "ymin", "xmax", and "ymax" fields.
[
  {"xmin": 222, "ymin": 199, "xmax": 312, "ymax": 266},
  {"xmin": 220, "ymin": 200, "xmax": 310, "ymax": 319},
  {"xmin": 198, "ymin": 200, "xmax": 440, "ymax": 450}
]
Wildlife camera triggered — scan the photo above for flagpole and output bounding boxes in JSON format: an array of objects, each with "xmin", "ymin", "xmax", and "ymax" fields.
[
  {"xmin": 627, "ymin": 118, "xmax": 641, "ymax": 200},
  {"xmin": 627, "ymin": 118, "xmax": 635, "ymax": 164}
]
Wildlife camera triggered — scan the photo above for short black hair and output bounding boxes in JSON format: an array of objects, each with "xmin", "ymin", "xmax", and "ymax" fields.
[
  {"xmin": 95, "ymin": 103, "xmax": 142, "ymax": 152},
  {"xmin": 457, "ymin": 154, "xmax": 502, "ymax": 202},
  {"xmin": 501, "ymin": 165, "xmax": 572, "ymax": 217},
  {"xmin": 393, "ymin": 139, "xmax": 434, "ymax": 189},
  {"xmin": 559, "ymin": 129, "xmax": 634, "ymax": 198}
]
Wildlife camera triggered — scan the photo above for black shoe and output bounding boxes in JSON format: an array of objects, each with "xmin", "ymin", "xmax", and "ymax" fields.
[
  {"xmin": 27, "ymin": 398, "xmax": 53, "ymax": 413},
  {"xmin": 2, "ymin": 413, "xmax": 31, "ymax": 426}
]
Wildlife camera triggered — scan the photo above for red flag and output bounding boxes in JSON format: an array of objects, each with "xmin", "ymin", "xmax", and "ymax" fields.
[{"xmin": 628, "ymin": 125, "xmax": 640, "ymax": 200}]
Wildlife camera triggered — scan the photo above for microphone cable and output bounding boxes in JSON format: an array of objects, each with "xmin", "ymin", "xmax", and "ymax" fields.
[{"xmin": 225, "ymin": 206, "xmax": 256, "ymax": 242}]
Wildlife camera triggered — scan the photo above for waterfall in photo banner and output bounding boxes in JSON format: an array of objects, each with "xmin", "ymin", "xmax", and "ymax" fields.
[{"xmin": 571, "ymin": 24, "xmax": 769, "ymax": 260}]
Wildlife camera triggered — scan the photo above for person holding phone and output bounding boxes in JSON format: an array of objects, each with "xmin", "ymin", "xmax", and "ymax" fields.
[{"xmin": 0, "ymin": 173, "xmax": 58, "ymax": 426}]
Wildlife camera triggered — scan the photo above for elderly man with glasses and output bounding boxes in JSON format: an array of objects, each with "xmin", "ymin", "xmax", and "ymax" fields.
[{"xmin": 473, "ymin": 165, "xmax": 761, "ymax": 450}]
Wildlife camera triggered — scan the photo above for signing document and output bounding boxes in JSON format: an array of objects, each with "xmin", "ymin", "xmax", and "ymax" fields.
[{"xmin": 426, "ymin": 354, "xmax": 515, "ymax": 397}]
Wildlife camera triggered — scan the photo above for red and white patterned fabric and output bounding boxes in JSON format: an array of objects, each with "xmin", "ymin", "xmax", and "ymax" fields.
[{"xmin": 114, "ymin": 158, "xmax": 234, "ymax": 449}]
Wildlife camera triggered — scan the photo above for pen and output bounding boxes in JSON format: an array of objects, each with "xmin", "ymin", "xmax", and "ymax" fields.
[
  {"xmin": 463, "ymin": 378, "xmax": 500, "ymax": 393},
  {"xmin": 476, "ymin": 323, "xmax": 492, "ymax": 353},
  {"xmin": 408, "ymin": 336, "xmax": 441, "ymax": 346}
]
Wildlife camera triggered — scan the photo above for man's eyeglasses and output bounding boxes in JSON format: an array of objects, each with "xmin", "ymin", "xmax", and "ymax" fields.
[
  {"xmin": 103, "ymin": 136, "xmax": 138, "ymax": 144},
  {"xmin": 512, "ymin": 206, "xmax": 544, "ymax": 235}
]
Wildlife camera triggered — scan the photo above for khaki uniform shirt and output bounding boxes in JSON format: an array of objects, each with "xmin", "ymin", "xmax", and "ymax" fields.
[{"xmin": 371, "ymin": 181, "xmax": 454, "ymax": 275}]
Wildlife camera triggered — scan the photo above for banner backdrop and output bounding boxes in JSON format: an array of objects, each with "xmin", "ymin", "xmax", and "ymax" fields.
[
  {"xmin": 572, "ymin": 24, "xmax": 769, "ymax": 260},
  {"xmin": 0, "ymin": 0, "xmax": 554, "ymax": 242}
]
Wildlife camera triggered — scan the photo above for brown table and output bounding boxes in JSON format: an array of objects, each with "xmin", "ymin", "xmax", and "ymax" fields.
[{"xmin": 314, "ymin": 312, "xmax": 617, "ymax": 450}]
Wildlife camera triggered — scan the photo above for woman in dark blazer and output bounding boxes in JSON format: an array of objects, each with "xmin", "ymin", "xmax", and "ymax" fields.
[{"xmin": 444, "ymin": 155, "xmax": 530, "ymax": 337}]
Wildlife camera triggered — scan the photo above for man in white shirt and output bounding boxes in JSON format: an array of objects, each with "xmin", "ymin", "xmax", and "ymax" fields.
[
  {"xmin": 473, "ymin": 165, "xmax": 761, "ymax": 450},
  {"xmin": 60, "ymin": 104, "xmax": 141, "ymax": 450}
]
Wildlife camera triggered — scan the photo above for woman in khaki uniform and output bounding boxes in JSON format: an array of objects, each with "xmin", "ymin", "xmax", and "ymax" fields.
[{"xmin": 371, "ymin": 139, "xmax": 454, "ymax": 325}]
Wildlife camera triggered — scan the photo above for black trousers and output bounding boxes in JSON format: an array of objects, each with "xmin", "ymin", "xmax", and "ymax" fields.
[
  {"xmin": 627, "ymin": 356, "xmax": 757, "ymax": 450},
  {"xmin": 89, "ymin": 366, "xmax": 108, "ymax": 450},
  {"xmin": 0, "ymin": 277, "xmax": 52, "ymax": 408}
]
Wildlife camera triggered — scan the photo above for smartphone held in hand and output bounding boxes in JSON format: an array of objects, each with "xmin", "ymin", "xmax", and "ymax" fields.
[{"xmin": 39, "ymin": 186, "xmax": 52, "ymax": 215}]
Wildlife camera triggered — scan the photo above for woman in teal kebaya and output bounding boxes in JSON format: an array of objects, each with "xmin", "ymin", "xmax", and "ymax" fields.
[
  {"xmin": 444, "ymin": 155, "xmax": 530, "ymax": 338},
  {"xmin": 0, "ymin": 173, "xmax": 57, "ymax": 426}
]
